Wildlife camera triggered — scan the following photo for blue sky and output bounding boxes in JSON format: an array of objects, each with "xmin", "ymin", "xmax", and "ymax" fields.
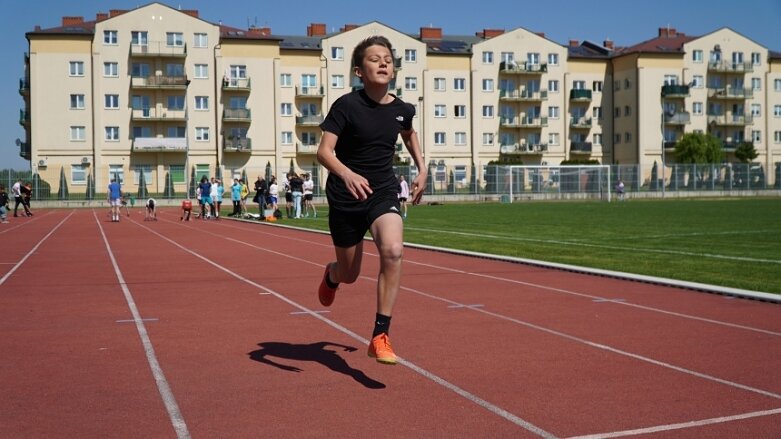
[{"xmin": 3, "ymin": 0, "xmax": 780, "ymax": 169}]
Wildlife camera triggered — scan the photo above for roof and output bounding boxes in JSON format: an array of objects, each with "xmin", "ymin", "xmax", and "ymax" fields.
[
  {"xmin": 568, "ymin": 41, "xmax": 614, "ymax": 59},
  {"xmin": 421, "ymin": 35, "xmax": 482, "ymax": 55},
  {"xmin": 614, "ymin": 31, "xmax": 697, "ymax": 56}
]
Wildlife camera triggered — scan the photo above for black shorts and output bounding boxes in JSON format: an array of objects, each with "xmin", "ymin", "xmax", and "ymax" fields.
[
  {"xmin": 285, "ymin": 193, "xmax": 293, "ymax": 202},
  {"xmin": 304, "ymin": 193, "xmax": 313, "ymax": 201},
  {"xmin": 146, "ymin": 200, "xmax": 155, "ymax": 209},
  {"xmin": 328, "ymin": 189, "xmax": 401, "ymax": 248}
]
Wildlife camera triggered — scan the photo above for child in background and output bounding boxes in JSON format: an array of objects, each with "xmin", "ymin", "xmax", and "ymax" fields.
[
  {"xmin": 145, "ymin": 197, "xmax": 157, "ymax": 221},
  {"xmin": 0, "ymin": 184, "xmax": 9, "ymax": 223},
  {"xmin": 180, "ymin": 199, "xmax": 193, "ymax": 221}
]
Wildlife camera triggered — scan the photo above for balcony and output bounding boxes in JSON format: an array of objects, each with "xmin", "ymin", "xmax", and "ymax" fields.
[
  {"xmin": 222, "ymin": 77, "xmax": 251, "ymax": 92},
  {"xmin": 296, "ymin": 143, "xmax": 318, "ymax": 154},
  {"xmin": 19, "ymin": 109, "xmax": 29, "ymax": 126},
  {"xmin": 519, "ymin": 116, "xmax": 548, "ymax": 128},
  {"xmin": 570, "ymin": 141, "xmax": 593, "ymax": 153},
  {"xmin": 499, "ymin": 61, "xmax": 548, "ymax": 75},
  {"xmin": 131, "ymin": 108, "xmax": 186, "ymax": 122},
  {"xmin": 661, "ymin": 84, "xmax": 690, "ymax": 98},
  {"xmin": 19, "ymin": 78, "xmax": 29, "ymax": 96},
  {"xmin": 295, "ymin": 86, "xmax": 325, "ymax": 98},
  {"xmin": 499, "ymin": 89, "xmax": 548, "ymax": 101},
  {"xmin": 663, "ymin": 111, "xmax": 691, "ymax": 125},
  {"xmin": 663, "ymin": 141, "xmax": 678, "ymax": 150},
  {"xmin": 223, "ymin": 108, "xmax": 252, "ymax": 122},
  {"xmin": 499, "ymin": 143, "xmax": 548, "ymax": 154},
  {"xmin": 223, "ymin": 137, "xmax": 251, "ymax": 152},
  {"xmin": 708, "ymin": 114, "xmax": 753, "ymax": 126},
  {"xmin": 570, "ymin": 117, "xmax": 593, "ymax": 129},
  {"xmin": 707, "ymin": 61, "xmax": 753, "ymax": 73},
  {"xmin": 569, "ymin": 89, "xmax": 592, "ymax": 101},
  {"xmin": 707, "ymin": 87, "xmax": 753, "ymax": 100},
  {"xmin": 296, "ymin": 114, "xmax": 324, "ymax": 126},
  {"xmin": 130, "ymin": 42, "xmax": 187, "ymax": 58},
  {"xmin": 18, "ymin": 141, "xmax": 30, "ymax": 160},
  {"xmin": 131, "ymin": 75, "xmax": 189, "ymax": 89},
  {"xmin": 132, "ymin": 136, "xmax": 187, "ymax": 152}
]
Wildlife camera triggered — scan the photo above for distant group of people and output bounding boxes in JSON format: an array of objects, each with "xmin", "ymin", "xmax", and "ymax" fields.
[
  {"xmin": 107, "ymin": 178, "xmax": 156, "ymax": 222},
  {"xmin": 245, "ymin": 172, "xmax": 317, "ymax": 219},
  {"xmin": 1, "ymin": 179, "xmax": 34, "ymax": 221}
]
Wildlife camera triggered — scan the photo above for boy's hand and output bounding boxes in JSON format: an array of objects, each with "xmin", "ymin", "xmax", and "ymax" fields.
[
  {"xmin": 410, "ymin": 171, "xmax": 427, "ymax": 205},
  {"xmin": 341, "ymin": 170, "xmax": 373, "ymax": 201}
]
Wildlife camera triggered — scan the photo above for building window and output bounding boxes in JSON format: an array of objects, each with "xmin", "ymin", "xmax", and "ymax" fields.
[
  {"xmin": 614, "ymin": 107, "xmax": 621, "ymax": 118},
  {"xmin": 301, "ymin": 74, "xmax": 317, "ymax": 90},
  {"xmin": 331, "ymin": 74, "xmax": 344, "ymax": 88},
  {"xmin": 752, "ymin": 130, "xmax": 761, "ymax": 142},
  {"xmin": 693, "ymin": 50, "xmax": 703, "ymax": 63},
  {"xmin": 482, "ymin": 51, "xmax": 493, "ymax": 64},
  {"xmin": 131, "ymin": 31, "xmax": 148, "ymax": 46},
  {"xmin": 103, "ymin": 30, "xmax": 118, "ymax": 45},
  {"xmin": 434, "ymin": 77, "xmax": 446, "ymax": 91},
  {"xmin": 104, "ymin": 62, "xmax": 118, "ymax": 77},
  {"xmin": 301, "ymin": 132, "xmax": 318, "ymax": 145},
  {"xmin": 105, "ymin": 94, "xmax": 119, "ymax": 109},
  {"xmin": 693, "ymin": 102, "xmax": 703, "ymax": 115},
  {"xmin": 775, "ymin": 131, "xmax": 781, "ymax": 143},
  {"xmin": 70, "ymin": 94, "xmax": 85, "ymax": 109},
  {"xmin": 624, "ymin": 78, "xmax": 632, "ymax": 89},
  {"xmin": 105, "ymin": 126, "xmax": 119, "ymax": 141},
  {"xmin": 482, "ymin": 133, "xmax": 494, "ymax": 145},
  {"xmin": 69, "ymin": 61, "xmax": 84, "ymax": 76},
  {"xmin": 434, "ymin": 105, "xmax": 446, "ymax": 118},
  {"xmin": 454, "ymin": 105, "xmax": 466, "ymax": 118},
  {"xmin": 775, "ymin": 79, "xmax": 781, "ymax": 91},
  {"xmin": 281, "ymin": 131, "xmax": 293, "ymax": 144},
  {"xmin": 434, "ymin": 132, "xmax": 446, "ymax": 145},
  {"xmin": 614, "ymin": 80, "xmax": 621, "ymax": 91},
  {"xmin": 482, "ymin": 105, "xmax": 494, "ymax": 118},
  {"xmin": 453, "ymin": 78, "xmax": 465, "ymax": 91},
  {"xmin": 109, "ymin": 165, "xmax": 124, "ymax": 184},
  {"xmin": 548, "ymin": 106, "xmax": 559, "ymax": 119},
  {"xmin": 455, "ymin": 132, "xmax": 466, "ymax": 145},
  {"xmin": 752, "ymin": 78, "xmax": 761, "ymax": 90},
  {"xmin": 71, "ymin": 126, "xmax": 86, "ymax": 141},
  {"xmin": 548, "ymin": 80, "xmax": 559, "ymax": 92},
  {"xmin": 692, "ymin": 75, "xmax": 704, "ymax": 88},
  {"xmin": 624, "ymin": 106, "xmax": 631, "ymax": 116},
  {"xmin": 751, "ymin": 52, "xmax": 762, "ymax": 66},
  {"xmin": 404, "ymin": 49, "xmax": 416, "ymax": 62},
  {"xmin": 168, "ymin": 96, "xmax": 184, "ymax": 110},
  {"xmin": 774, "ymin": 105, "xmax": 781, "ymax": 117},
  {"xmin": 548, "ymin": 53, "xmax": 559, "ymax": 65},
  {"xmin": 593, "ymin": 107, "xmax": 603, "ymax": 119},
  {"xmin": 280, "ymin": 103, "xmax": 292, "ymax": 116},
  {"xmin": 751, "ymin": 104, "xmax": 761, "ymax": 117},
  {"xmin": 482, "ymin": 79, "xmax": 494, "ymax": 92},
  {"xmin": 195, "ymin": 127, "xmax": 210, "ymax": 141},
  {"xmin": 280, "ymin": 73, "xmax": 292, "ymax": 87},
  {"xmin": 527, "ymin": 52, "xmax": 540, "ymax": 65},
  {"xmin": 331, "ymin": 46, "xmax": 344, "ymax": 60},
  {"xmin": 593, "ymin": 134, "xmax": 602, "ymax": 145},
  {"xmin": 194, "ymin": 33, "xmax": 208, "ymax": 48},
  {"xmin": 404, "ymin": 77, "xmax": 417, "ymax": 91},
  {"xmin": 625, "ymin": 133, "xmax": 632, "ymax": 143},
  {"xmin": 195, "ymin": 96, "xmax": 209, "ymax": 110},
  {"xmin": 167, "ymin": 126, "xmax": 186, "ymax": 138},
  {"xmin": 614, "ymin": 134, "xmax": 621, "ymax": 144},
  {"xmin": 166, "ymin": 32, "xmax": 184, "ymax": 47},
  {"xmin": 592, "ymin": 81, "xmax": 603, "ymax": 92},
  {"xmin": 548, "ymin": 133, "xmax": 559, "ymax": 145},
  {"xmin": 133, "ymin": 165, "xmax": 153, "ymax": 186},
  {"xmin": 573, "ymin": 80, "xmax": 586, "ymax": 90},
  {"xmin": 194, "ymin": 64, "xmax": 208, "ymax": 79},
  {"xmin": 71, "ymin": 165, "xmax": 87, "ymax": 185},
  {"xmin": 454, "ymin": 166, "xmax": 466, "ymax": 183}
]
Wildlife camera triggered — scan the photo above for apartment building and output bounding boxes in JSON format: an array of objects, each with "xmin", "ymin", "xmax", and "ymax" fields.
[{"xmin": 18, "ymin": 3, "xmax": 781, "ymax": 195}]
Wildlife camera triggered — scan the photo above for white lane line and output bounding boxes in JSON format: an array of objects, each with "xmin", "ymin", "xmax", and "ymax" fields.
[
  {"xmin": 566, "ymin": 407, "xmax": 781, "ymax": 438},
  {"xmin": 0, "ymin": 211, "xmax": 56, "ymax": 235},
  {"xmin": 93, "ymin": 212, "xmax": 190, "ymax": 439},
  {"xmin": 130, "ymin": 218, "xmax": 556, "ymax": 438},
  {"xmin": 116, "ymin": 318, "xmax": 159, "ymax": 323},
  {"xmin": 0, "ymin": 212, "xmax": 73, "ymax": 286}
]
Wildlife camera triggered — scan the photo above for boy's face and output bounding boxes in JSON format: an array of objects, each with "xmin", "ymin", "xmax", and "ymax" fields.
[{"xmin": 355, "ymin": 45, "xmax": 394, "ymax": 86}]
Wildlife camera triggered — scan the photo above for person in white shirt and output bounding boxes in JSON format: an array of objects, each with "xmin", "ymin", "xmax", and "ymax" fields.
[
  {"xmin": 302, "ymin": 173, "xmax": 316, "ymax": 218},
  {"xmin": 398, "ymin": 175, "xmax": 410, "ymax": 219},
  {"xmin": 11, "ymin": 179, "xmax": 23, "ymax": 217},
  {"xmin": 268, "ymin": 177, "xmax": 279, "ymax": 213}
]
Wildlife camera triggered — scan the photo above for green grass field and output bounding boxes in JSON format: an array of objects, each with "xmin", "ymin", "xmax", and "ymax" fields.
[{"xmin": 293, "ymin": 198, "xmax": 781, "ymax": 294}]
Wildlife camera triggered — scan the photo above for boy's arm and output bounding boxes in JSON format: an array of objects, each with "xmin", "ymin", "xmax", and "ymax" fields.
[
  {"xmin": 316, "ymin": 131, "xmax": 372, "ymax": 201},
  {"xmin": 400, "ymin": 128, "xmax": 427, "ymax": 205}
]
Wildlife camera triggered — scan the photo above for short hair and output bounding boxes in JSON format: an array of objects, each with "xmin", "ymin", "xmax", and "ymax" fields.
[{"xmin": 351, "ymin": 35, "xmax": 393, "ymax": 69}]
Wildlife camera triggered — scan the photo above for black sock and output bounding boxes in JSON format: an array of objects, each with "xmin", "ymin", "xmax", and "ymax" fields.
[
  {"xmin": 372, "ymin": 313, "xmax": 391, "ymax": 338},
  {"xmin": 325, "ymin": 271, "xmax": 339, "ymax": 289}
]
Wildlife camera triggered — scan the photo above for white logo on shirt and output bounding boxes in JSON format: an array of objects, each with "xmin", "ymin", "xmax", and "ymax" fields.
[
  {"xmin": 396, "ymin": 116, "xmax": 404, "ymax": 122},
  {"xmin": 390, "ymin": 206, "xmax": 399, "ymax": 212}
]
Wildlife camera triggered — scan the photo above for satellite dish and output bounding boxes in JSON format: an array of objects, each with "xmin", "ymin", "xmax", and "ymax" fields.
[{"xmin": 15, "ymin": 138, "xmax": 21, "ymax": 146}]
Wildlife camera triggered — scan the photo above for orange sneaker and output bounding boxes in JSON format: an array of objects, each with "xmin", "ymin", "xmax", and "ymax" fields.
[
  {"xmin": 367, "ymin": 333, "xmax": 397, "ymax": 365},
  {"xmin": 318, "ymin": 263, "xmax": 338, "ymax": 307}
]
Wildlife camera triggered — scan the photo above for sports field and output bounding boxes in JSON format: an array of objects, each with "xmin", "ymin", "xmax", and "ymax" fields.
[{"xmin": 294, "ymin": 198, "xmax": 781, "ymax": 295}]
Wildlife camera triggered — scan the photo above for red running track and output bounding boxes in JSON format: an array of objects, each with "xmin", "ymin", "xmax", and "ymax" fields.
[{"xmin": 1, "ymin": 208, "xmax": 780, "ymax": 438}]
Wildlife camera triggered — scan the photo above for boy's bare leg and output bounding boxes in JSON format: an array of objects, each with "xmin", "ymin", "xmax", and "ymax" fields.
[{"xmin": 369, "ymin": 213, "xmax": 404, "ymax": 316}]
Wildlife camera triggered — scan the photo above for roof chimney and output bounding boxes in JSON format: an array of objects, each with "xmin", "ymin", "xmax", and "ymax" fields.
[
  {"xmin": 420, "ymin": 26, "xmax": 442, "ymax": 40},
  {"xmin": 603, "ymin": 39, "xmax": 614, "ymax": 50},
  {"xmin": 109, "ymin": 9, "xmax": 126, "ymax": 18},
  {"xmin": 62, "ymin": 16, "xmax": 84, "ymax": 26},
  {"xmin": 569, "ymin": 39, "xmax": 579, "ymax": 47},
  {"xmin": 476, "ymin": 28, "xmax": 505, "ymax": 39},
  {"xmin": 248, "ymin": 26, "xmax": 271, "ymax": 37},
  {"xmin": 181, "ymin": 10, "xmax": 199, "ymax": 18},
  {"xmin": 535, "ymin": 32, "xmax": 545, "ymax": 38},
  {"xmin": 658, "ymin": 27, "xmax": 677, "ymax": 38},
  {"xmin": 307, "ymin": 23, "xmax": 327, "ymax": 37},
  {"xmin": 340, "ymin": 24, "xmax": 360, "ymax": 32},
  {"xmin": 96, "ymin": 12, "xmax": 109, "ymax": 22}
]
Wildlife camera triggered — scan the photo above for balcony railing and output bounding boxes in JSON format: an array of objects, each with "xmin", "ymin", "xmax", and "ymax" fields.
[
  {"xmin": 707, "ymin": 61, "xmax": 753, "ymax": 73},
  {"xmin": 295, "ymin": 86, "xmax": 325, "ymax": 97},
  {"xmin": 223, "ymin": 137, "xmax": 252, "ymax": 152},
  {"xmin": 132, "ymin": 137, "xmax": 187, "ymax": 152},
  {"xmin": 663, "ymin": 141, "xmax": 678, "ymax": 150},
  {"xmin": 519, "ymin": 116, "xmax": 548, "ymax": 128},
  {"xmin": 222, "ymin": 77, "xmax": 251, "ymax": 91},
  {"xmin": 499, "ymin": 89, "xmax": 548, "ymax": 101},
  {"xmin": 661, "ymin": 84, "xmax": 690, "ymax": 97},
  {"xmin": 707, "ymin": 114, "xmax": 753, "ymax": 126},
  {"xmin": 569, "ymin": 89, "xmax": 592, "ymax": 101},
  {"xmin": 499, "ymin": 143, "xmax": 548, "ymax": 154},
  {"xmin": 130, "ymin": 42, "xmax": 187, "ymax": 57},
  {"xmin": 499, "ymin": 61, "xmax": 548, "ymax": 74},
  {"xmin": 663, "ymin": 111, "xmax": 691, "ymax": 125},
  {"xmin": 19, "ymin": 78, "xmax": 30, "ymax": 95},
  {"xmin": 223, "ymin": 108, "xmax": 252, "ymax": 122},
  {"xmin": 296, "ymin": 143, "xmax": 318, "ymax": 154},
  {"xmin": 19, "ymin": 141, "xmax": 30, "ymax": 160},
  {"xmin": 296, "ymin": 114, "xmax": 324, "ymax": 126},
  {"xmin": 19, "ymin": 109, "xmax": 29, "ymax": 125},
  {"xmin": 131, "ymin": 75, "xmax": 189, "ymax": 89},
  {"xmin": 707, "ymin": 87, "xmax": 753, "ymax": 99},
  {"xmin": 570, "ymin": 141, "xmax": 593, "ymax": 153},
  {"xmin": 131, "ymin": 108, "xmax": 186, "ymax": 121},
  {"xmin": 570, "ymin": 117, "xmax": 593, "ymax": 128}
]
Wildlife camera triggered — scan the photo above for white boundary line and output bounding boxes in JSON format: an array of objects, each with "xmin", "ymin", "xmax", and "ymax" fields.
[
  {"xmin": 93, "ymin": 212, "xmax": 190, "ymax": 439},
  {"xmin": 0, "ymin": 211, "xmax": 72, "ymax": 286},
  {"xmin": 130, "ymin": 216, "xmax": 556, "ymax": 438}
]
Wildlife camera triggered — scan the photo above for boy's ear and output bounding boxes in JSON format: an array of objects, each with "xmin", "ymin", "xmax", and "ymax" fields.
[{"xmin": 353, "ymin": 65, "xmax": 362, "ymax": 79}]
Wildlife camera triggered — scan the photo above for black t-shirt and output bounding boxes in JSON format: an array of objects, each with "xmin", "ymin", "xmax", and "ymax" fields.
[
  {"xmin": 290, "ymin": 177, "xmax": 304, "ymax": 192},
  {"xmin": 320, "ymin": 89, "xmax": 414, "ymax": 209}
]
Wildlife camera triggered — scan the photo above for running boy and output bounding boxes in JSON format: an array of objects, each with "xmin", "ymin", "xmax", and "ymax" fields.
[{"xmin": 316, "ymin": 36, "xmax": 426, "ymax": 365}]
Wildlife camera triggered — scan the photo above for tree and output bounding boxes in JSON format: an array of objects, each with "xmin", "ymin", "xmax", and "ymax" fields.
[
  {"xmin": 674, "ymin": 132, "xmax": 724, "ymax": 164},
  {"xmin": 734, "ymin": 141, "xmax": 758, "ymax": 163}
]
